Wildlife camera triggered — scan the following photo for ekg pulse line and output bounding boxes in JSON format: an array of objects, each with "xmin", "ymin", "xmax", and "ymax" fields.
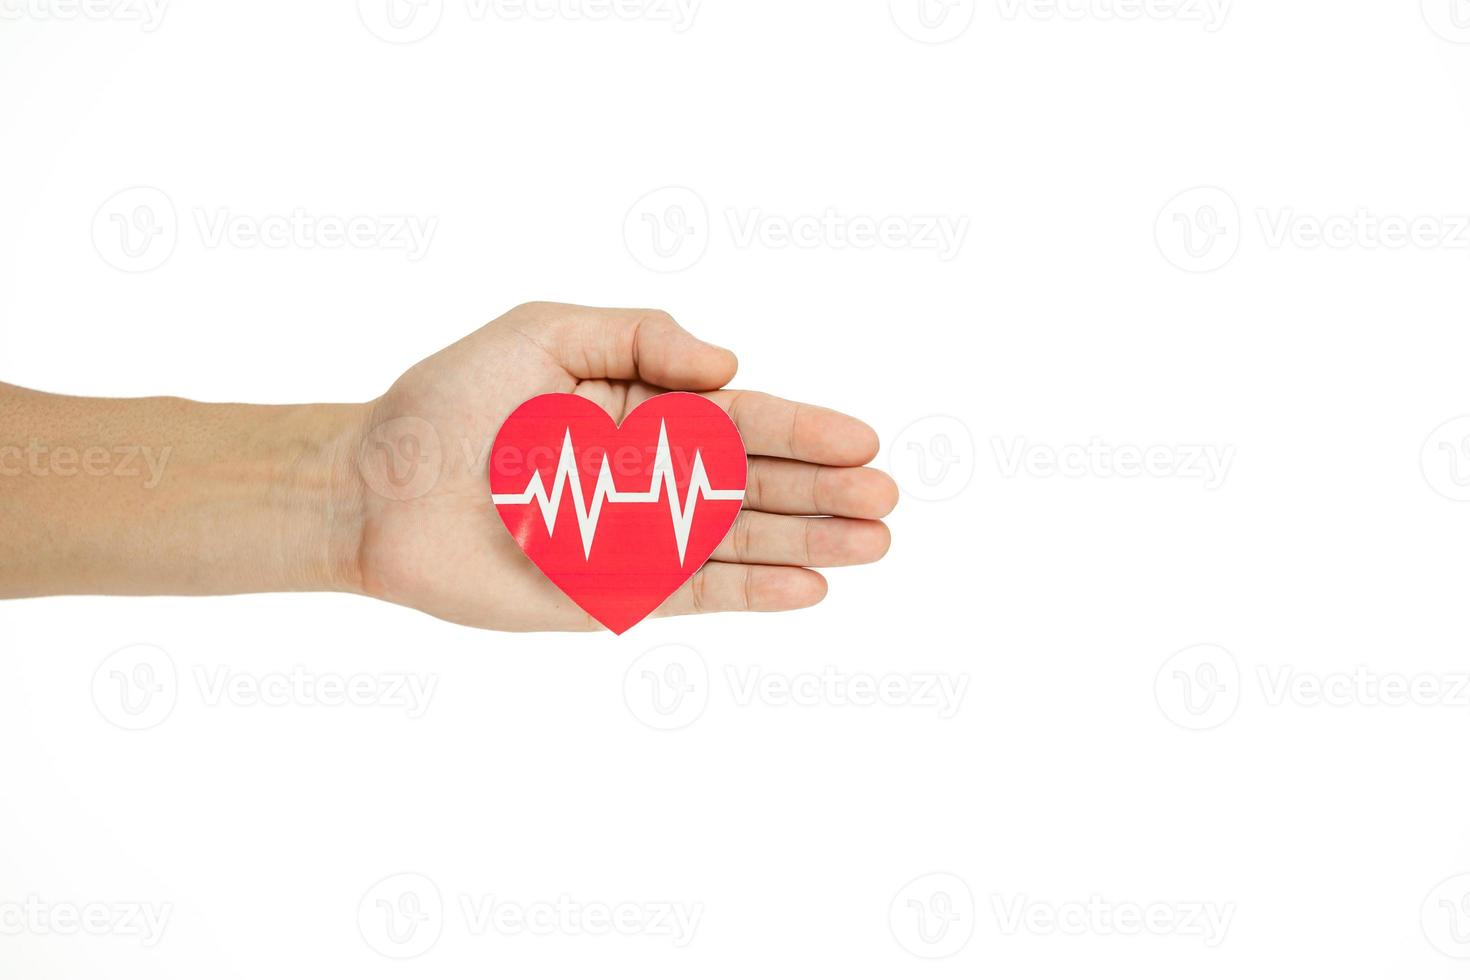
[{"xmin": 491, "ymin": 422, "xmax": 744, "ymax": 563}]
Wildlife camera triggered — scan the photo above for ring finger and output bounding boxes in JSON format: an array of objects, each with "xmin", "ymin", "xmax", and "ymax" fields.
[{"xmin": 712, "ymin": 510, "xmax": 891, "ymax": 567}]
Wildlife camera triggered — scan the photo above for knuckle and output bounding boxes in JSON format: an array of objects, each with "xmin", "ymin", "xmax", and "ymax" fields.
[
  {"xmin": 509, "ymin": 300, "xmax": 554, "ymax": 318},
  {"xmin": 750, "ymin": 461, "xmax": 768, "ymax": 508},
  {"xmin": 734, "ymin": 512, "xmax": 755, "ymax": 561},
  {"xmin": 726, "ymin": 389, "xmax": 754, "ymax": 425},
  {"xmin": 689, "ymin": 571, "xmax": 708, "ymax": 614},
  {"xmin": 638, "ymin": 307, "xmax": 675, "ymax": 326}
]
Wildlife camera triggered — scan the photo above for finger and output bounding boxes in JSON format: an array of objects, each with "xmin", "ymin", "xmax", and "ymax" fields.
[
  {"xmin": 714, "ymin": 512, "xmax": 890, "ymax": 567},
  {"xmin": 656, "ymin": 562, "xmax": 828, "ymax": 618},
  {"xmin": 570, "ymin": 378, "xmax": 629, "ymax": 418},
  {"xmin": 700, "ymin": 390, "xmax": 879, "ymax": 465},
  {"xmin": 517, "ymin": 303, "xmax": 737, "ymax": 391},
  {"xmin": 745, "ymin": 459, "xmax": 899, "ymax": 518}
]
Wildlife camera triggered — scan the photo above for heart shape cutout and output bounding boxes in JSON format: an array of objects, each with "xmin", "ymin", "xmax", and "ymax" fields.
[{"xmin": 488, "ymin": 392, "xmax": 747, "ymax": 633}]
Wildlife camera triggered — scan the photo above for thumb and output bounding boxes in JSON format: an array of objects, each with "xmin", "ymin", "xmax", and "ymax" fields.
[{"xmin": 523, "ymin": 304, "xmax": 738, "ymax": 391}]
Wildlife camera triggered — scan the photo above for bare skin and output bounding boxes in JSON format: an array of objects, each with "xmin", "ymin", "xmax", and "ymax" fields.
[{"xmin": 0, "ymin": 303, "xmax": 896, "ymax": 631}]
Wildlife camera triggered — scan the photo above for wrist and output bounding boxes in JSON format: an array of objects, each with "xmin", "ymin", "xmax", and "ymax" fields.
[{"xmin": 293, "ymin": 402, "xmax": 372, "ymax": 595}]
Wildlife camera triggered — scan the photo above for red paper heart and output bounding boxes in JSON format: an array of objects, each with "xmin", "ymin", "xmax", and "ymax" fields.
[{"xmin": 488, "ymin": 392, "xmax": 747, "ymax": 634}]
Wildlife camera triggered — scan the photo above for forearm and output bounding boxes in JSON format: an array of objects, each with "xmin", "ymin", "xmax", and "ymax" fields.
[{"xmin": 0, "ymin": 383, "xmax": 367, "ymax": 598}]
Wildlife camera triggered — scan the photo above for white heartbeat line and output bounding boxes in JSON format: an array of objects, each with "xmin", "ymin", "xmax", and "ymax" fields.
[{"xmin": 491, "ymin": 422, "xmax": 744, "ymax": 563}]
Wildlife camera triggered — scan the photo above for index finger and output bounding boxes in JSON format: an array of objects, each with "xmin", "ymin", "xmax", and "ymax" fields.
[{"xmin": 700, "ymin": 390, "xmax": 880, "ymax": 466}]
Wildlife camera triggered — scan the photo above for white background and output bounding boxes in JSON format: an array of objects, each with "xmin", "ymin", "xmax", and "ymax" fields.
[{"xmin": 4, "ymin": 0, "xmax": 1470, "ymax": 976}]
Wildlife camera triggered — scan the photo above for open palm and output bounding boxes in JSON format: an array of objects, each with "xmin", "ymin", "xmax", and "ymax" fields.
[{"xmin": 353, "ymin": 303, "xmax": 896, "ymax": 631}]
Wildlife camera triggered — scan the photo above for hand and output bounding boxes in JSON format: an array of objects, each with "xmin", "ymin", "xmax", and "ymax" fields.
[
  {"xmin": 354, "ymin": 302, "xmax": 897, "ymax": 630},
  {"xmin": 0, "ymin": 302, "xmax": 895, "ymax": 630}
]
